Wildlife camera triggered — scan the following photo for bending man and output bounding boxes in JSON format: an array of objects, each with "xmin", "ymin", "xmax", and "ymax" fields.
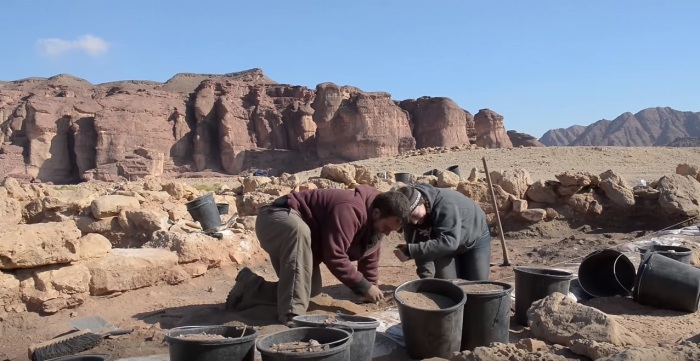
[
  {"xmin": 393, "ymin": 183, "xmax": 491, "ymax": 280},
  {"xmin": 226, "ymin": 185, "xmax": 410, "ymax": 326}
]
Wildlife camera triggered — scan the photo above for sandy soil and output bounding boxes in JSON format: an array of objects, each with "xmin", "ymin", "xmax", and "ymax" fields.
[
  {"xmin": 297, "ymin": 146, "xmax": 700, "ymax": 183},
  {"xmin": 3, "ymin": 146, "xmax": 700, "ymax": 360}
]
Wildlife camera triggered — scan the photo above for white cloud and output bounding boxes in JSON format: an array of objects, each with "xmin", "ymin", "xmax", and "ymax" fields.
[{"xmin": 36, "ymin": 34, "xmax": 109, "ymax": 58}]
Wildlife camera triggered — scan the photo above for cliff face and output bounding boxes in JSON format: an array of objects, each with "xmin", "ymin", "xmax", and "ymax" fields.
[
  {"xmin": 0, "ymin": 69, "xmax": 517, "ymax": 183},
  {"xmin": 398, "ymin": 97, "xmax": 470, "ymax": 149},
  {"xmin": 474, "ymin": 109, "xmax": 513, "ymax": 149}
]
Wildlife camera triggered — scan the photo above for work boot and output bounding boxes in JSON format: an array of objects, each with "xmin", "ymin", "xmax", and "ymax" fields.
[
  {"xmin": 224, "ymin": 267, "xmax": 258, "ymax": 310},
  {"xmin": 279, "ymin": 313, "xmax": 298, "ymax": 328}
]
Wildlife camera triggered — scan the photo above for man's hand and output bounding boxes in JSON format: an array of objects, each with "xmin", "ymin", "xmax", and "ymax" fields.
[
  {"xmin": 393, "ymin": 245, "xmax": 410, "ymax": 262},
  {"xmin": 363, "ymin": 285, "xmax": 384, "ymax": 303}
]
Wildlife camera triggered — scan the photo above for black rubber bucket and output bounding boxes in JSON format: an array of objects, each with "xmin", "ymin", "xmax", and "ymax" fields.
[
  {"xmin": 638, "ymin": 245, "xmax": 693, "ymax": 265},
  {"xmin": 292, "ymin": 314, "xmax": 378, "ymax": 361},
  {"xmin": 454, "ymin": 280, "xmax": 513, "ymax": 351},
  {"xmin": 633, "ymin": 252, "xmax": 700, "ymax": 313},
  {"xmin": 166, "ymin": 325, "xmax": 257, "ymax": 361},
  {"xmin": 514, "ymin": 266, "xmax": 574, "ymax": 326},
  {"xmin": 186, "ymin": 193, "xmax": 222, "ymax": 232},
  {"xmin": 578, "ymin": 249, "xmax": 636, "ymax": 298},
  {"xmin": 216, "ymin": 203, "xmax": 230, "ymax": 215},
  {"xmin": 447, "ymin": 165, "xmax": 461, "ymax": 177},
  {"xmin": 45, "ymin": 355, "xmax": 111, "ymax": 361},
  {"xmin": 256, "ymin": 327, "xmax": 352, "ymax": 361},
  {"xmin": 394, "ymin": 278, "xmax": 467, "ymax": 359},
  {"xmin": 394, "ymin": 173, "xmax": 412, "ymax": 184}
]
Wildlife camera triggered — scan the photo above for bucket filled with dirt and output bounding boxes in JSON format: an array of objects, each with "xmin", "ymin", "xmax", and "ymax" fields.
[
  {"xmin": 166, "ymin": 325, "xmax": 258, "ymax": 361},
  {"xmin": 292, "ymin": 315, "xmax": 379, "ymax": 361},
  {"xmin": 455, "ymin": 280, "xmax": 513, "ymax": 351},
  {"xmin": 256, "ymin": 327, "xmax": 352, "ymax": 361},
  {"xmin": 394, "ymin": 278, "xmax": 467, "ymax": 359}
]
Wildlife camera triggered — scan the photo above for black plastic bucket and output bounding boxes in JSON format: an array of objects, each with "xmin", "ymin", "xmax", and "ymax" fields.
[
  {"xmin": 216, "ymin": 203, "xmax": 230, "ymax": 215},
  {"xmin": 394, "ymin": 278, "xmax": 467, "ymax": 359},
  {"xmin": 292, "ymin": 315, "xmax": 378, "ymax": 361},
  {"xmin": 447, "ymin": 165, "xmax": 461, "ymax": 177},
  {"xmin": 256, "ymin": 327, "xmax": 352, "ymax": 361},
  {"xmin": 166, "ymin": 325, "xmax": 257, "ymax": 361},
  {"xmin": 394, "ymin": 173, "xmax": 412, "ymax": 184},
  {"xmin": 44, "ymin": 355, "xmax": 111, "ymax": 361},
  {"xmin": 633, "ymin": 252, "xmax": 700, "ymax": 313},
  {"xmin": 638, "ymin": 245, "xmax": 693, "ymax": 265},
  {"xmin": 454, "ymin": 280, "xmax": 513, "ymax": 351},
  {"xmin": 514, "ymin": 266, "xmax": 574, "ymax": 326},
  {"xmin": 578, "ymin": 249, "xmax": 636, "ymax": 298},
  {"xmin": 423, "ymin": 169, "xmax": 439, "ymax": 176},
  {"xmin": 186, "ymin": 193, "xmax": 222, "ymax": 232}
]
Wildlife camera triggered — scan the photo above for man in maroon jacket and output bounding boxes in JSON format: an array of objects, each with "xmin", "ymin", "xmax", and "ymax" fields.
[{"xmin": 225, "ymin": 185, "xmax": 410, "ymax": 326}]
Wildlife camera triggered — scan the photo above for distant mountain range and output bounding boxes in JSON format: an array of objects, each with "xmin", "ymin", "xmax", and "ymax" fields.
[{"xmin": 539, "ymin": 107, "xmax": 700, "ymax": 147}]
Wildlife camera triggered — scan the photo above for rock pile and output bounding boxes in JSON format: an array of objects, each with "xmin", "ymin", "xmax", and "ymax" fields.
[
  {"xmin": 0, "ymin": 175, "xmax": 268, "ymax": 316},
  {"xmin": 446, "ymin": 293, "xmax": 700, "ymax": 361},
  {"xmin": 2, "ymin": 159, "xmax": 700, "ymax": 317},
  {"xmin": 316, "ymin": 162, "xmax": 700, "ymax": 228}
]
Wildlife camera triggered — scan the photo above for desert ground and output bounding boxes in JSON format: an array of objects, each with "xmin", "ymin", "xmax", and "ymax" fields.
[{"xmin": 2, "ymin": 146, "xmax": 700, "ymax": 361}]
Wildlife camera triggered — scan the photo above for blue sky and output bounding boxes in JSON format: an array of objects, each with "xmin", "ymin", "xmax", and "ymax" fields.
[{"xmin": 2, "ymin": 1, "xmax": 699, "ymax": 138}]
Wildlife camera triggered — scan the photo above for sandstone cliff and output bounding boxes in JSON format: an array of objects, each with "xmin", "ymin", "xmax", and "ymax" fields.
[
  {"xmin": 0, "ymin": 69, "xmax": 515, "ymax": 183},
  {"xmin": 474, "ymin": 109, "xmax": 513, "ymax": 148}
]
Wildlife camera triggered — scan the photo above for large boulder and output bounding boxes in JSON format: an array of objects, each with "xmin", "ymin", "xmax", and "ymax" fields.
[
  {"xmin": 456, "ymin": 182, "xmax": 512, "ymax": 213},
  {"xmin": 76, "ymin": 234, "xmax": 112, "ymax": 260},
  {"xmin": 85, "ymin": 248, "xmax": 179, "ymax": 296},
  {"xmin": 526, "ymin": 180, "xmax": 559, "ymax": 204},
  {"xmin": 320, "ymin": 164, "xmax": 356, "ymax": 185},
  {"xmin": 490, "ymin": 168, "xmax": 533, "ymax": 199},
  {"xmin": 0, "ymin": 221, "xmax": 82, "ymax": 269},
  {"xmin": 598, "ymin": 170, "xmax": 635, "ymax": 208},
  {"xmin": 567, "ymin": 191, "xmax": 605, "ymax": 215},
  {"xmin": 527, "ymin": 293, "xmax": 645, "ymax": 348},
  {"xmin": 657, "ymin": 174, "xmax": 700, "ymax": 217},
  {"xmin": 91, "ymin": 195, "xmax": 141, "ymax": 219},
  {"xmin": 18, "ymin": 263, "xmax": 91, "ymax": 314}
]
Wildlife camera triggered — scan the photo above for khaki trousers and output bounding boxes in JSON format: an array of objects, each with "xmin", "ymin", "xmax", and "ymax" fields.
[{"xmin": 255, "ymin": 205, "xmax": 322, "ymax": 319}]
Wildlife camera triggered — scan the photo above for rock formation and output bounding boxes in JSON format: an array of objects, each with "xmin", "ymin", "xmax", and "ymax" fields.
[
  {"xmin": 312, "ymin": 83, "xmax": 415, "ymax": 161},
  {"xmin": 539, "ymin": 107, "xmax": 700, "ymax": 147},
  {"xmin": 539, "ymin": 125, "xmax": 586, "ymax": 146},
  {"xmin": 0, "ymin": 70, "xmax": 520, "ymax": 184},
  {"xmin": 507, "ymin": 130, "xmax": 545, "ymax": 147},
  {"xmin": 398, "ymin": 97, "xmax": 470, "ymax": 148},
  {"xmin": 474, "ymin": 109, "xmax": 513, "ymax": 148}
]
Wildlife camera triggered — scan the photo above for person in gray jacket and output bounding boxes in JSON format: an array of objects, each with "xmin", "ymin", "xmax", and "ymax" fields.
[{"xmin": 393, "ymin": 183, "xmax": 491, "ymax": 280}]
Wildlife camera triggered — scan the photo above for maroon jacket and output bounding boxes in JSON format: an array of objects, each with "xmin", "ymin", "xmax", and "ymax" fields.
[{"xmin": 286, "ymin": 185, "xmax": 381, "ymax": 295}]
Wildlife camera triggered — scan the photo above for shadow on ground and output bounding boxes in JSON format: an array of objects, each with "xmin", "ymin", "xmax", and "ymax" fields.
[{"xmin": 134, "ymin": 304, "xmax": 279, "ymax": 329}]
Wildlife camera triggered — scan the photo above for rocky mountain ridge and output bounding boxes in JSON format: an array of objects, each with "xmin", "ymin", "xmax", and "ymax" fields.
[
  {"xmin": 540, "ymin": 107, "xmax": 700, "ymax": 147},
  {"xmin": 0, "ymin": 69, "xmax": 538, "ymax": 184}
]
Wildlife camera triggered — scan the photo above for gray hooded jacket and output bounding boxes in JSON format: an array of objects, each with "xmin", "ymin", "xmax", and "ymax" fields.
[{"xmin": 404, "ymin": 184, "xmax": 489, "ymax": 263}]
